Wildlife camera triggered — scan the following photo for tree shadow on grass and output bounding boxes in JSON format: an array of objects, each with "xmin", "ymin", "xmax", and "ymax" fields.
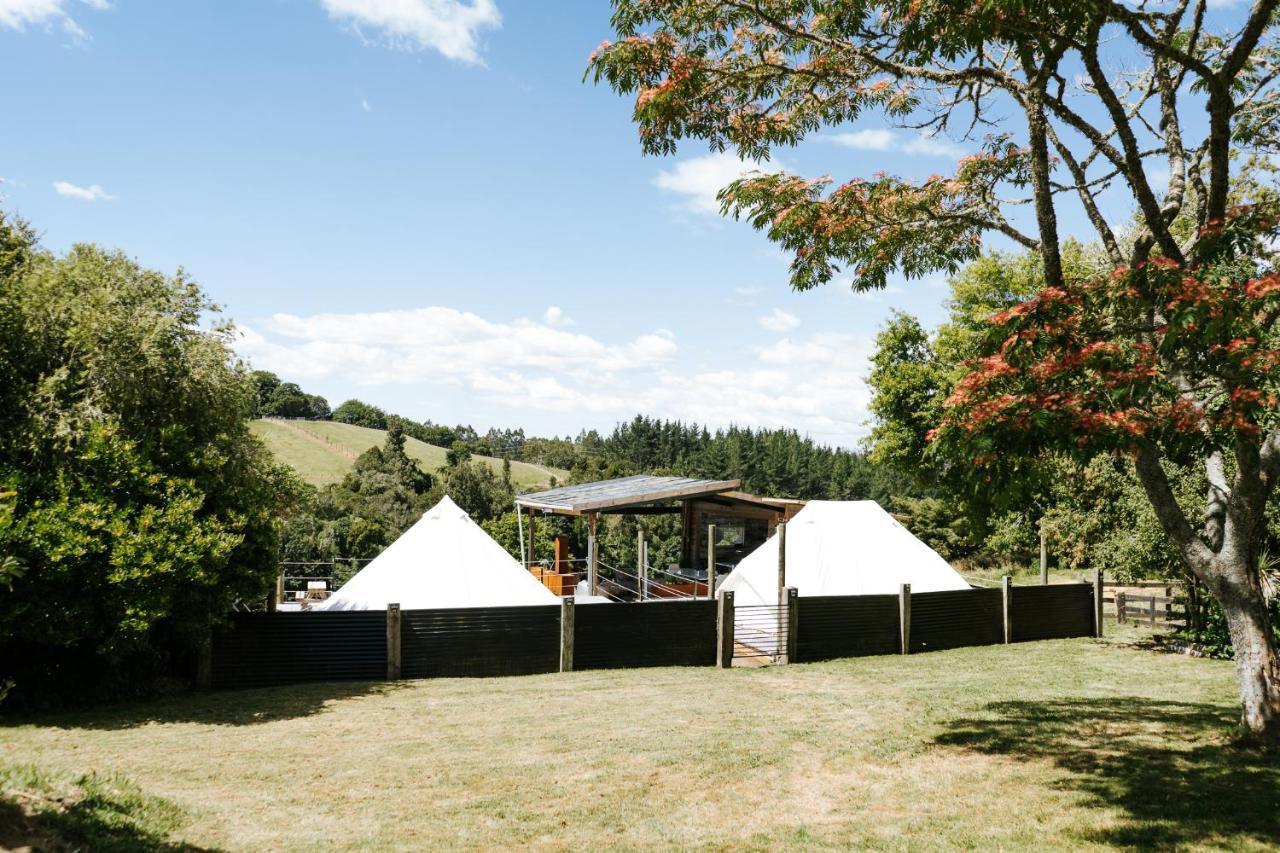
[
  {"xmin": 3, "ymin": 679, "xmax": 406, "ymax": 731},
  {"xmin": 0, "ymin": 766, "xmax": 218, "ymax": 852},
  {"xmin": 935, "ymin": 697, "xmax": 1280, "ymax": 849}
]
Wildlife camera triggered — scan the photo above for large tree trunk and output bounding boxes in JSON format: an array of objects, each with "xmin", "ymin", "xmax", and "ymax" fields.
[
  {"xmin": 1213, "ymin": 568, "xmax": 1280, "ymax": 745},
  {"xmin": 1133, "ymin": 448, "xmax": 1280, "ymax": 745}
]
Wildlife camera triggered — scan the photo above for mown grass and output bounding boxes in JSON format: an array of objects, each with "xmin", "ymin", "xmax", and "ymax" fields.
[
  {"xmin": 0, "ymin": 763, "xmax": 197, "ymax": 851},
  {"xmin": 3, "ymin": 626, "xmax": 1276, "ymax": 851},
  {"xmin": 250, "ymin": 419, "xmax": 567, "ymax": 489}
]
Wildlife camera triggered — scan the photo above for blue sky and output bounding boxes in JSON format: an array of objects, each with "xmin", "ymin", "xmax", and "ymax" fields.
[{"xmin": 0, "ymin": 0, "xmax": 1186, "ymax": 447}]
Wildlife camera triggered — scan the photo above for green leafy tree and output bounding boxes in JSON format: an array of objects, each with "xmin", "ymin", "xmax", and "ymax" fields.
[
  {"xmin": 332, "ymin": 399, "xmax": 387, "ymax": 430},
  {"xmin": 591, "ymin": 0, "xmax": 1280, "ymax": 742},
  {"xmin": 0, "ymin": 216, "xmax": 299, "ymax": 706}
]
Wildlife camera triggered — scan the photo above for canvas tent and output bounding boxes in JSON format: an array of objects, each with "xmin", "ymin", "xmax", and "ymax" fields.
[
  {"xmin": 317, "ymin": 495, "xmax": 559, "ymax": 611},
  {"xmin": 716, "ymin": 500, "xmax": 970, "ymax": 606}
]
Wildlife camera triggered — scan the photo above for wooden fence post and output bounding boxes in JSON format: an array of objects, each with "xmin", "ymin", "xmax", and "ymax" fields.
[
  {"xmin": 1040, "ymin": 521, "xmax": 1048, "ymax": 585},
  {"xmin": 899, "ymin": 583, "xmax": 912, "ymax": 655},
  {"xmin": 195, "ymin": 636, "xmax": 212, "ymax": 691},
  {"xmin": 560, "ymin": 597, "xmax": 575, "ymax": 673},
  {"xmin": 717, "ymin": 590, "xmax": 735, "ymax": 668},
  {"xmin": 1116, "ymin": 590, "xmax": 1127, "ymax": 624},
  {"xmin": 386, "ymin": 603, "xmax": 402, "ymax": 680},
  {"xmin": 1002, "ymin": 576, "xmax": 1013, "ymax": 644},
  {"xmin": 1148, "ymin": 595, "xmax": 1158, "ymax": 626},
  {"xmin": 785, "ymin": 587, "xmax": 799, "ymax": 664},
  {"xmin": 707, "ymin": 524, "xmax": 717, "ymax": 600},
  {"xmin": 1093, "ymin": 571, "xmax": 1104, "ymax": 638}
]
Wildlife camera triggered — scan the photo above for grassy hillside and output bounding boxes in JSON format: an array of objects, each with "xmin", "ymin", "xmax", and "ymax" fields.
[
  {"xmin": 4, "ymin": 626, "xmax": 1267, "ymax": 850},
  {"xmin": 249, "ymin": 419, "xmax": 566, "ymax": 489}
]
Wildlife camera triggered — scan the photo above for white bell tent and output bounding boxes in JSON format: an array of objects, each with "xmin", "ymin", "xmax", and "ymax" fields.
[
  {"xmin": 716, "ymin": 500, "xmax": 970, "ymax": 606},
  {"xmin": 318, "ymin": 495, "xmax": 558, "ymax": 611}
]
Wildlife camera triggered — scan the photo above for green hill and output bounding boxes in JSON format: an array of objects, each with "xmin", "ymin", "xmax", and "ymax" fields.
[{"xmin": 250, "ymin": 419, "xmax": 566, "ymax": 489}]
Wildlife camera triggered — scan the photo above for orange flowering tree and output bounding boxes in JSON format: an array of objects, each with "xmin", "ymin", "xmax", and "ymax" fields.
[{"xmin": 590, "ymin": 0, "xmax": 1280, "ymax": 742}]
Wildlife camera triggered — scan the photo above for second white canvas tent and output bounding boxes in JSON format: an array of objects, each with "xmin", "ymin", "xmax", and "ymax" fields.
[
  {"xmin": 716, "ymin": 500, "xmax": 970, "ymax": 606},
  {"xmin": 317, "ymin": 495, "xmax": 558, "ymax": 611}
]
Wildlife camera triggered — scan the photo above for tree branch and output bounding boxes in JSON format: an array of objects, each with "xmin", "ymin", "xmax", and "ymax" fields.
[{"xmin": 1135, "ymin": 445, "xmax": 1214, "ymax": 573}]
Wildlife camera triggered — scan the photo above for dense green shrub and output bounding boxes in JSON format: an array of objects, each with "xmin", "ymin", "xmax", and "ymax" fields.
[{"xmin": 0, "ymin": 213, "xmax": 299, "ymax": 708}]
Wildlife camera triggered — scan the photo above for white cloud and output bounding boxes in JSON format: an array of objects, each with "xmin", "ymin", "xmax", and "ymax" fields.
[
  {"xmin": 320, "ymin": 0, "xmax": 501, "ymax": 65},
  {"xmin": 904, "ymin": 133, "xmax": 966, "ymax": 158},
  {"xmin": 543, "ymin": 305, "xmax": 573, "ymax": 327},
  {"xmin": 653, "ymin": 151, "xmax": 785, "ymax": 215},
  {"xmin": 825, "ymin": 129, "xmax": 896, "ymax": 151},
  {"xmin": 52, "ymin": 180, "xmax": 115, "ymax": 201},
  {"xmin": 758, "ymin": 308, "xmax": 800, "ymax": 333},
  {"xmin": 238, "ymin": 305, "xmax": 874, "ymax": 446},
  {"xmin": 361, "ymin": 97, "xmax": 373, "ymax": 113},
  {"xmin": 0, "ymin": 0, "xmax": 107, "ymax": 39},
  {"xmin": 824, "ymin": 129, "xmax": 964, "ymax": 158}
]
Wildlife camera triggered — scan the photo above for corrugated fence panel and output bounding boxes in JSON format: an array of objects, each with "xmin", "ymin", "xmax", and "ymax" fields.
[
  {"xmin": 401, "ymin": 605, "xmax": 561, "ymax": 678},
  {"xmin": 909, "ymin": 588, "xmax": 1003, "ymax": 653},
  {"xmin": 211, "ymin": 611, "xmax": 385, "ymax": 689},
  {"xmin": 575, "ymin": 600, "xmax": 716, "ymax": 670},
  {"xmin": 1011, "ymin": 583, "xmax": 1095, "ymax": 642},
  {"xmin": 795, "ymin": 595, "xmax": 899, "ymax": 662}
]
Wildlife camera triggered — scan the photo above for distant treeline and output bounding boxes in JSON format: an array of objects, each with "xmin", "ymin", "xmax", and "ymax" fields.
[{"xmin": 252, "ymin": 373, "xmax": 893, "ymax": 504}]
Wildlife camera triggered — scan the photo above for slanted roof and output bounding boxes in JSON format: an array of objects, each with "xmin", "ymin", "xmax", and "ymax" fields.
[{"xmin": 516, "ymin": 475, "xmax": 741, "ymax": 515}]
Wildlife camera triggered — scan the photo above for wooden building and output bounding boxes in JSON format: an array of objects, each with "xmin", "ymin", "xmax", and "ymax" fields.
[{"xmin": 515, "ymin": 475, "xmax": 804, "ymax": 596}]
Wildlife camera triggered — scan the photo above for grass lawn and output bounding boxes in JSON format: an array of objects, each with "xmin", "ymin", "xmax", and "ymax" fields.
[
  {"xmin": 3, "ymin": 626, "xmax": 1277, "ymax": 851},
  {"xmin": 249, "ymin": 419, "xmax": 567, "ymax": 489}
]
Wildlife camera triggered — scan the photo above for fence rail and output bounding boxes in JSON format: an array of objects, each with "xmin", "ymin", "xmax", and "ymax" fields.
[
  {"xmin": 1114, "ymin": 592, "xmax": 1185, "ymax": 627},
  {"xmin": 205, "ymin": 577, "xmax": 1104, "ymax": 690}
]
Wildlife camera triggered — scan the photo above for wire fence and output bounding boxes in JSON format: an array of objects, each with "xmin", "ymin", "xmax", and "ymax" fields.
[{"xmin": 733, "ymin": 603, "xmax": 789, "ymax": 661}]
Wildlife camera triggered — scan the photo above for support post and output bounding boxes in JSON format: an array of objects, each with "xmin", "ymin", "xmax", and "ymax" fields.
[
  {"xmin": 559, "ymin": 597, "xmax": 575, "ymax": 672},
  {"xmin": 516, "ymin": 500, "xmax": 525, "ymax": 566},
  {"xmin": 195, "ymin": 636, "xmax": 212, "ymax": 691},
  {"xmin": 1001, "ymin": 575, "xmax": 1013, "ymax": 644},
  {"xmin": 386, "ymin": 603, "xmax": 402, "ymax": 681},
  {"xmin": 637, "ymin": 530, "xmax": 647, "ymax": 600},
  {"xmin": 527, "ymin": 509, "xmax": 535, "ymax": 569},
  {"xmin": 785, "ymin": 587, "xmax": 799, "ymax": 664},
  {"xmin": 1116, "ymin": 590, "xmax": 1127, "ymax": 624},
  {"xmin": 587, "ymin": 535, "xmax": 598, "ymax": 597},
  {"xmin": 1093, "ymin": 571, "xmax": 1104, "ymax": 638},
  {"xmin": 706, "ymin": 524, "xmax": 717, "ymax": 600},
  {"xmin": 1149, "ymin": 595, "xmax": 1157, "ymax": 626},
  {"xmin": 717, "ymin": 590, "xmax": 735, "ymax": 668},
  {"xmin": 588, "ymin": 513, "xmax": 599, "ymax": 596},
  {"xmin": 267, "ymin": 573, "xmax": 281, "ymax": 612},
  {"xmin": 776, "ymin": 522, "xmax": 788, "ymax": 603},
  {"xmin": 899, "ymin": 583, "xmax": 912, "ymax": 655},
  {"xmin": 776, "ymin": 522, "xmax": 787, "ymax": 657},
  {"xmin": 1040, "ymin": 520, "xmax": 1048, "ymax": 585}
]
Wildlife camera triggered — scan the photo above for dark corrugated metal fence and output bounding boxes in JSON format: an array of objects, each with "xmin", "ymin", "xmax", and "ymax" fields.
[
  {"xmin": 1011, "ymin": 583, "xmax": 1095, "ymax": 641},
  {"xmin": 574, "ymin": 599, "xmax": 716, "ymax": 670},
  {"xmin": 211, "ymin": 611, "xmax": 385, "ymax": 689},
  {"xmin": 909, "ymin": 588, "xmax": 1004, "ymax": 653},
  {"xmin": 401, "ymin": 605, "xmax": 560, "ymax": 678},
  {"xmin": 207, "ymin": 582, "xmax": 1098, "ymax": 689},
  {"xmin": 794, "ymin": 594, "xmax": 899, "ymax": 662}
]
